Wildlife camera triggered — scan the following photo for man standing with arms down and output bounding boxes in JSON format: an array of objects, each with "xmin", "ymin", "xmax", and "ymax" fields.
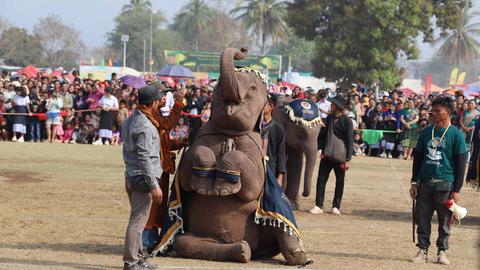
[
  {"xmin": 410, "ymin": 96, "xmax": 467, "ymax": 265},
  {"xmin": 122, "ymin": 86, "xmax": 163, "ymax": 270}
]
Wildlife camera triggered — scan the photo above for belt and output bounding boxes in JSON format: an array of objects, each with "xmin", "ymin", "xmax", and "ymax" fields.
[{"xmin": 424, "ymin": 178, "xmax": 448, "ymax": 184}]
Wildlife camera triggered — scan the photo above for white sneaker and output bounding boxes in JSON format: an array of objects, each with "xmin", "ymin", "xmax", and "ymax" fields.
[
  {"xmin": 411, "ymin": 248, "xmax": 427, "ymax": 263},
  {"xmin": 387, "ymin": 153, "xmax": 393, "ymax": 159},
  {"xmin": 380, "ymin": 152, "xmax": 387, "ymax": 158},
  {"xmin": 93, "ymin": 140, "xmax": 103, "ymax": 145},
  {"xmin": 104, "ymin": 140, "xmax": 110, "ymax": 146},
  {"xmin": 11, "ymin": 136, "xmax": 17, "ymax": 142},
  {"xmin": 437, "ymin": 251, "xmax": 450, "ymax": 265},
  {"xmin": 18, "ymin": 136, "xmax": 24, "ymax": 143},
  {"xmin": 308, "ymin": 206, "xmax": 324, "ymax": 214},
  {"xmin": 331, "ymin": 207, "xmax": 341, "ymax": 215}
]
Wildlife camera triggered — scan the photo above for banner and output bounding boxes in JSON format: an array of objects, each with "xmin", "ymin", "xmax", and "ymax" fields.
[
  {"xmin": 164, "ymin": 50, "xmax": 282, "ymax": 79},
  {"xmin": 424, "ymin": 74, "xmax": 432, "ymax": 97},
  {"xmin": 79, "ymin": 66, "xmax": 141, "ymax": 80}
]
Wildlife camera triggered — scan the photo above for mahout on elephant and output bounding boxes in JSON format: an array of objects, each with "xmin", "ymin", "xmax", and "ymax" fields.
[{"xmin": 150, "ymin": 48, "xmax": 311, "ymax": 266}]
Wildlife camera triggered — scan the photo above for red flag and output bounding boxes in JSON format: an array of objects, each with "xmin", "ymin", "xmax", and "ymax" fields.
[{"xmin": 425, "ymin": 74, "xmax": 432, "ymax": 97}]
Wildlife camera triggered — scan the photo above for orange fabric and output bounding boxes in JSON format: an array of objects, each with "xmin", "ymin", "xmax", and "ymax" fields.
[{"xmin": 145, "ymin": 100, "xmax": 185, "ymax": 229}]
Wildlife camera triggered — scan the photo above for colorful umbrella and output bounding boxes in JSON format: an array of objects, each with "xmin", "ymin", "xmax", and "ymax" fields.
[
  {"xmin": 465, "ymin": 83, "xmax": 480, "ymax": 96},
  {"xmin": 158, "ymin": 65, "xmax": 194, "ymax": 78},
  {"xmin": 120, "ymin": 75, "xmax": 147, "ymax": 89},
  {"xmin": 17, "ymin": 65, "xmax": 39, "ymax": 78}
]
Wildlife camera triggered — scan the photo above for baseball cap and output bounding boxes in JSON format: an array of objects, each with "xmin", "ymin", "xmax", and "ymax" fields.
[{"xmin": 138, "ymin": 86, "xmax": 163, "ymax": 105}]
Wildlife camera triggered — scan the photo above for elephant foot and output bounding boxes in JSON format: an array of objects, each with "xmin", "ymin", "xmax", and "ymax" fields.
[
  {"xmin": 289, "ymin": 199, "xmax": 300, "ymax": 211},
  {"xmin": 174, "ymin": 233, "xmax": 252, "ymax": 263},
  {"xmin": 214, "ymin": 150, "xmax": 244, "ymax": 196},
  {"xmin": 284, "ymin": 248, "xmax": 313, "ymax": 266},
  {"xmin": 273, "ymin": 227, "xmax": 312, "ymax": 266},
  {"xmin": 191, "ymin": 146, "xmax": 216, "ymax": 195},
  {"xmin": 232, "ymin": 240, "xmax": 252, "ymax": 263}
]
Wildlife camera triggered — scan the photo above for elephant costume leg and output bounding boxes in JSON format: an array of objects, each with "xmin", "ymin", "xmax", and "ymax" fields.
[{"xmin": 174, "ymin": 233, "xmax": 252, "ymax": 263}]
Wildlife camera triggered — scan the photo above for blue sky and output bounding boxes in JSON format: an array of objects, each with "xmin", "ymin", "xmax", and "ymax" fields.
[{"xmin": 1, "ymin": 0, "xmax": 479, "ymax": 60}]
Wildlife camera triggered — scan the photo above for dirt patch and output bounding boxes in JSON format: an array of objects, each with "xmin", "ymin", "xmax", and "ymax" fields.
[{"xmin": 0, "ymin": 172, "xmax": 44, "ymax": 184}]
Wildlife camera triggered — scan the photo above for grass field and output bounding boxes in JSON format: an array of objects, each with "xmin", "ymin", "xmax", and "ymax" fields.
[{"xmin": 0, "ymin": 142, "xmax": 478, "ymax": 270}]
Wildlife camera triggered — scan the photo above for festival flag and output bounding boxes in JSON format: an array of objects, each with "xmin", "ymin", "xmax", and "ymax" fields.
[
  {"xmin": 425, "ymin": 74, "xmax": 432, "ymax": 97},
  {"xmin": 108, "ymin": 58, "xmax": 113, "ymax": 67},
  {"xmin": 457, "ymin": 72, "xmax": 466, "ymax": 85},
  {"xmin": 450, "ymin": 68, "xmax": 459, "ymax": 86}
]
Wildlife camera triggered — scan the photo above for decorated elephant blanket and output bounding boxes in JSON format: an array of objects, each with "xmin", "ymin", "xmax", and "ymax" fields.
[
  {"xmin": 285, "ymin": 99, "xmax": 322, "ymax": 128},
  {"xmin": 150, "ymin": 158, "xmax": 301, "ymax": 256}
]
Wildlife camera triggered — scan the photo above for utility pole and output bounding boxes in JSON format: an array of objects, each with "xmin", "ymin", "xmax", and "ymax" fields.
[
  {"xmin": 143, "ymin": 39, "xmax": 146, "ymax": 74},
  {"xmin": 121, "ymin": 35, "xmax": 129, "ymax": 68},
  {"xmin": 149, "ymin": 9, "xmax": 155, "ymax": 73}
]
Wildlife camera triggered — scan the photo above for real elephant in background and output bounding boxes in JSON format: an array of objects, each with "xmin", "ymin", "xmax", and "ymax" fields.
[{"xmin": 273, "ymin": 99, "xmax": 322, "ymax": 209}]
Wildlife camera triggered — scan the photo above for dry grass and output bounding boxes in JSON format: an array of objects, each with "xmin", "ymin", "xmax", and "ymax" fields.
[{"xmin": 0, "ymin": 142, "xmax": 478, "ymax": 270}]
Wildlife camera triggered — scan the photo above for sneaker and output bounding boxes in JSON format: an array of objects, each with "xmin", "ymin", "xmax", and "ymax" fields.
[
  {"xmin": 18, "ymin": 136, "xmax": 24, "ymax": 143},
  {"xmin": 93, "ymin": 139, "xmax": 103, "ymax": 145},
  {"xmin": 308, "ymin": 206, "xmax": 323, "ymax": 214},
  {"xmin": 331, "ymin": 207, "xmax": 341, "ymax": 215},
  {"xmin": 411, "ymin": 248, "xmax": 428, "ymax": 263},
  {"xmin": 12, "ymin": 136, "xmax": 17, "ymax": 142},
  {"xmin": 104, "ymin": 140, "xmax": 110, "ymax": 146},
  {"xmin": 387, "ymin": 153, "xmax": 393, "ymax": 159},
  {"xmin": 139, "ymin": 258, "xmax": 157, "ymax": 269},
  {"xmin": 379, "ymin": 152, "xmax": 387, "ymax": 158},
  {"xmin": 123, "ymin": 263, "xmax": 149, "ymax": 270},
  {"xmin": 437, "ymin": 250, "xmax": 450, "ymax": 265}
]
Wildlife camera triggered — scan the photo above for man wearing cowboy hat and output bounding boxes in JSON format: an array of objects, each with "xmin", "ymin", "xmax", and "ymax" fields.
[{"xmin": 310, "ymin": 93, "xmax": 353, "ymax": 215}]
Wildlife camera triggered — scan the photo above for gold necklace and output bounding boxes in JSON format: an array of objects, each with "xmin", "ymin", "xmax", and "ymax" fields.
[{"xmin": 431, "ymin": 124, "xmax": 451, "ymax": 149}]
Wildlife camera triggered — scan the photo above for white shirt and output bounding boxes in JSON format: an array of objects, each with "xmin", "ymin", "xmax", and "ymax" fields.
[
  {"xmin": 47, "ymin": 97, "xmax": 63, "ymax": 112},
  {"xmin": 99, "ymin": 95, "xmax": 119, "ymax": 109},
  {"xmin": 316, "ymin": 99, "xmax": 331, "ymax": 119},
  {"xmin": 161, "ymin": 91, "xmax": 174, "ymax": 116},
  {"xmin": 13, "ymin": 95, "xmax": 30, "ymax": 106}
]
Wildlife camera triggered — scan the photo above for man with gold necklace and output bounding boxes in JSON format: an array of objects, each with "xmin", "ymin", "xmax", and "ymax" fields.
[{"xmin": 410, "ymin": 96, "xmax": 467, "ymax": 265}]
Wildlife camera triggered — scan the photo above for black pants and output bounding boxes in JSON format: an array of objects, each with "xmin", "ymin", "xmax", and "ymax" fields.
[
  {"xmin": 416, "ymin": 183, "xmax": 452, "ymax": 252},
  {"xmin": 315, "ymin": 158, "xmax": 345, "ymax": 209}
]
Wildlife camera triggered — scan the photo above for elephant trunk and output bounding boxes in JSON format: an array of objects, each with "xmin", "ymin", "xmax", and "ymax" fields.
[
  {"xmin": 302, "ymin": 140, "xmax": 318, "ymax": 197},
  {"xmin": 219, "ymin": 48, "xmax": 247, "ymax": 103}
]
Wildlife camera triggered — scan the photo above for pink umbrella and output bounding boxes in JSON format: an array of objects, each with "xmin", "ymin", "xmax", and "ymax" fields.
[{"xmin": 17, "ymin": 65, "xmax": 39, "ymax": 78}]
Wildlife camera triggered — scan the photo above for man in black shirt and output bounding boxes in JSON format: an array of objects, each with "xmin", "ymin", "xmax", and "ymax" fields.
[
  {"xmin": 261, "ymin": 94, "xmax": 287, "ymax": 188},
  {"xmin": 310, "ymin": 94, "xmax": 353, "ymax": 215}
]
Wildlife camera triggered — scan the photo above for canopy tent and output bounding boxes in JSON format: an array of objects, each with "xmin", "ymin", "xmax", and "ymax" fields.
[{"xmin": 17, "ymin": 65, "xmax": 39, "ymax": 78}]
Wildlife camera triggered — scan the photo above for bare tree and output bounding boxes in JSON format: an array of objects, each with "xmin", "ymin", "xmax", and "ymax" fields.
[
  {"xmin": 33, "ymin": 15, "xmax": 86, "ymax": 69},
  {"xmin": 0, "ymin": 16, "xmax": 11, "ymax": 35}
]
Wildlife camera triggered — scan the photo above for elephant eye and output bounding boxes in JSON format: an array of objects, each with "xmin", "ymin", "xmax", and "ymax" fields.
[{"xmin": 250, "ymin": 85, "xmax": 257, "ymax": 91}]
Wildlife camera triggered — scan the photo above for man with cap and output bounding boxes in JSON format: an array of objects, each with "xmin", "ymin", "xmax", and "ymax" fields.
[
  {"xmin": 142, "ymin": 82, "xmax": 186, "ymax": 253},
  {"xmin": 310, "ymin": 93, "xmax": 353, "ymax": 215},
  {"xmin": 122, "ymin": 85, "xmax": 163, "ymax": 270},
  {"xmin": 262, "ymin": 93, "xmax": 287, "ymax": 188}
]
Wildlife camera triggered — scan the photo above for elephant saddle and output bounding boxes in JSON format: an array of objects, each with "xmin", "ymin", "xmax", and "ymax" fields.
[{"xmin": 285, "ymin": 99, "xmax": 322, "ymax": 128}]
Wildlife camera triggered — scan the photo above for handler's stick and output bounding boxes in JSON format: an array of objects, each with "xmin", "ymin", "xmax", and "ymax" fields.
[{"xmin": 412, "ymin": 199, "xmax": 416, "ymax": 243}]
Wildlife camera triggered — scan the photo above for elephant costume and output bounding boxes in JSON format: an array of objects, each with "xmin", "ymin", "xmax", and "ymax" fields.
[
  {"xmin": 151, "ymin": 48, "xmax": 310, "ymax": 266},
  {"xmin": 273, "ymin": 99, "xmax": 322, "ymax": 209}
]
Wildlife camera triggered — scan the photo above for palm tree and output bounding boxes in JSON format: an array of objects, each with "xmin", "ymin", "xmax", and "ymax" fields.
[
  {"xmin": 172, "ymin": 0, "xmax": 213, "ymax": 51},
  {"xmin": 434, "ymin": 5, "xmax": 480, "ymax": 66},
  {"xmin": 122, "ymin": 0, "xmax": 152, "ymax": 13},
  {"xmin": 231, "ymin": 0, "xmax": 289, "ymax": 55}
]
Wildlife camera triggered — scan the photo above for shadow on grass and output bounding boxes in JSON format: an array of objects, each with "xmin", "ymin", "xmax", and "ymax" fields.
[
  {"xmin": 310, "ymin": 250, "xmax": 407, "ymax": 263},
  {"xmin": 350, "ymin": 209, "xmax": 411, "ymax": 223},
  {"xmin": 0, "ymin": 257, "xmax": 121, "ymax": 270},
  {"xmin": 0, "ymin": 242, "xmax": 123, "ymax": 256},
  {"xmin": 350, "ymin": 209, "xmax": 480, "ymax": 228}
]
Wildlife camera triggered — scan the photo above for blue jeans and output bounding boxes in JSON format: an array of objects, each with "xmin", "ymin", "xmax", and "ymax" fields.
[{"xmin": 29, "ymin": 119, "xmax": 41, "ymax": 141}]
